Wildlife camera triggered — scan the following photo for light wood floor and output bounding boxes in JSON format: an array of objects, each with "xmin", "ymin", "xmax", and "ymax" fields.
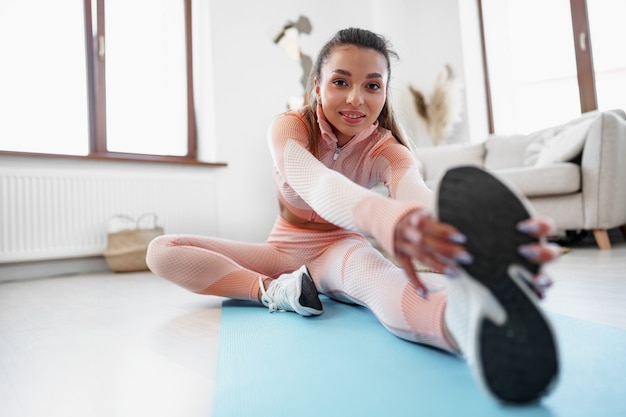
[{"xmin": 1, "ymin": 239, "xmax": 625, "ymax": 417}]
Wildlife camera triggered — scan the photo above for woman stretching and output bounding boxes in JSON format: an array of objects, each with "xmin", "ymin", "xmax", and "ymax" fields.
[{"xmin": 147, "ymin": 27, "xmax": 559, "ymax": 404}]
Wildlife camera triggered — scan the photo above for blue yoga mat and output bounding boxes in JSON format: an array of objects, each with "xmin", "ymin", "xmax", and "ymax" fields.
[{"xmin": 214, "ymin": 296, "xmax": 625, "ymax": 417}]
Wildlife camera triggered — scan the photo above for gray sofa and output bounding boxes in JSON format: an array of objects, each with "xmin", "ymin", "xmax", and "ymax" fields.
[{"xmin": 415, "ymin": 109, "xmax": 626, "ymax": 249}]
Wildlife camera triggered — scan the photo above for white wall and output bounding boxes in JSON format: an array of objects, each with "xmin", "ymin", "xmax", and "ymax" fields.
[
  {"xmin": 0, "ymin": 0, "xmax": 487, "ymax": 259},
  {"xmin": 204, "ymin": 0, "xmax": 487, "ymax": 241},
  {"xmin": 205, "ymin": 0, "xmax": 377, "ymax": 242}
]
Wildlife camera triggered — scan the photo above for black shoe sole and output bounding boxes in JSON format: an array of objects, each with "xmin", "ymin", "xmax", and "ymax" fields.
[
  {"xmin": 299, "ymin": 270, "xmax": 323, "ymax": 313},
  {"xmin": 437, "ymin": 166, "xmax": 558, "ymax": 403}
]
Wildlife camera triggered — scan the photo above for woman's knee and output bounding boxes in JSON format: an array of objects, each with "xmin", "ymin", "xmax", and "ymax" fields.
[{"xmin": 145, "ymin": 234, "xmax": 177, "ymax": 275}]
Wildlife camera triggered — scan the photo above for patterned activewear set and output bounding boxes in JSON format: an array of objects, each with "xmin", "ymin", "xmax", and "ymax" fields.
[{"xmin": 147, "ymin": 105, "xmax": 454, "ymax": 352}]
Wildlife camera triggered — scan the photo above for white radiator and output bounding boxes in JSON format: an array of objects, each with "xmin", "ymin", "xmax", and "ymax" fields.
[{"xmin": 0, "ymin": 168, "xmax": 218, "ymax": 263}]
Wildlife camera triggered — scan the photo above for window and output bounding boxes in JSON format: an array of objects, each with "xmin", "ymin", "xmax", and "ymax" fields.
[
  {"xmin": 585, "ymin": 0, "xmax": 626, "ymax": 113},
  {"xmin": 0, "ymin": 1, "xmax": 89, "ymax": 155},
  {"xmin": 0, "ymin": 0, "xmax": 213, "ymax": 165},
  {"xmin": 101, "ymin": 0, "xmax": 190, "ymax": 157},
  {"xmin": 480, "ymin": 0, "xmax": 626, "ymax": 134}
]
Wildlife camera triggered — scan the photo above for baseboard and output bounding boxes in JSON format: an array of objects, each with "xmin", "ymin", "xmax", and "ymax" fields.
[{"xmin": 0, "ymin": 256, "xmax": 111, "ymax": 283}]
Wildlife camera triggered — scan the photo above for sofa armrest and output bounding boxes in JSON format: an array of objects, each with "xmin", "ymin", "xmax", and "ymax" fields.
[{"xmin": 581, "ymin": 109, "xmax": 626, "ymax": 229}]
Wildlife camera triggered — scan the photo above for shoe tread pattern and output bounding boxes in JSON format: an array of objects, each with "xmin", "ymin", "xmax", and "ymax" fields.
[
  {"xmin": 299, "ymin": 272, "xmax": 323, "ymax": 311},
  {"xmin": 438, "ymin": 166, "xmax": 558, "ymax": 403}
]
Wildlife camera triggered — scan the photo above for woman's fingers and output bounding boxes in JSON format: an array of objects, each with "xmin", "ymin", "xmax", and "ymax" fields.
[
  {"xmin": 518, "ymin": 242, "xmax": 562, "ymax": 263},
  {"xmin": 510, "ymin": 264, "xmax": 554, "ymax": 299},
  {"xmin": 532, "ymin": 273, "xmax": 554, "ymax": 298},
  {"xmin": 517, "ymin": 217, "xmax": 557, "ymax": 237},
  {"xmin": 517, "ymin": 216, "xmax": 561, "ymax": 265},
  {"xmin": 394, "ymin": 233, "xmax": 447, "ymax": 273},
  {"xmin": 394, "ymin": 210, "xmax": 470, "ymax": 276},
  {"xmin": 415, "ymin": 216, "xmax": 472, "ymax": 267},
  {"xmin": 396, "ymin": 253, "xmax": 429, "ymax": 298},
  {"xmin": 397, "ymin": 211, "xmax": 560, "ymax": 300}
]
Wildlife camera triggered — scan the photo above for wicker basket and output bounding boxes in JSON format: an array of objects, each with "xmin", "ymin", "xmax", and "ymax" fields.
[{"xmin": 104, "ymin": 214, "xmax": 164, "ymax": 272}]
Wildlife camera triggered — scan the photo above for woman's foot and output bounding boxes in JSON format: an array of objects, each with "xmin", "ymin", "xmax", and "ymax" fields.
[
  {"xmin": 437, "ymin": 166, "xmax": 559, "ymax": 404},
  {"xmin": 259, "ymin": 265, "xmax": 324, "ymax": 316}
]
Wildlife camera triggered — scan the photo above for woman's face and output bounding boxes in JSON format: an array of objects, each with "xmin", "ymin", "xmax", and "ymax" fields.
[{"xmin": 315, "ymin": 45, "xmax": 388, "ymax": 146}]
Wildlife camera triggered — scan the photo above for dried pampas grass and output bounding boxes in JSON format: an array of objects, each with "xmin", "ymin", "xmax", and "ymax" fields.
[{"xmin": 410, "ymin": 64, "xmax": 463, "ymax": 145}]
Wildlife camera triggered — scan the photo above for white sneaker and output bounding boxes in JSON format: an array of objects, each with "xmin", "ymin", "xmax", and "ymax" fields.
[
  {"xmin": 259, "ymin": 265, "xmax": 323, "ymax": 316},
  {"xmin": 438, "ymin": 166, "xmax": 559, "ymax": 404}
]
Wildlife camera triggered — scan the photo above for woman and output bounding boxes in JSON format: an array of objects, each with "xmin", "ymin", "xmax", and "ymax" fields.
[{"xmin": 147, "ymin": 27, "xmax": 559, "ymax": 403}]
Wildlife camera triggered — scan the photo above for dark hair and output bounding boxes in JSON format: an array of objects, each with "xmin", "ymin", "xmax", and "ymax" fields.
[{"xmin": 300, "ymin": 27, "xmax": 409, "ymax": 156}]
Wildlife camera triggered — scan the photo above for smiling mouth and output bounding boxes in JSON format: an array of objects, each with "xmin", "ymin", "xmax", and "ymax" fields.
[{"xmin": 340, "ymin": 112, "xmax": 365, "ymax": 120}]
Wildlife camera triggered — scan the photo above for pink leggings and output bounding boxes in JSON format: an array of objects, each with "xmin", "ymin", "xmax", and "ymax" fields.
[{"xmin": 146, "ymin": 217, "xmax": 453, "ymax": 352}]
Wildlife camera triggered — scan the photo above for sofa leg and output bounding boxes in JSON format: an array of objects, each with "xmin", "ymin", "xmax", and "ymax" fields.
[{"xmin": 592, "ymin": 229, "xmax": 611, "ymax": 250}]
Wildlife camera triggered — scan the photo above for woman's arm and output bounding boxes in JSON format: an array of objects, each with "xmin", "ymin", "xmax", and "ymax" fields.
[{"xmin": 268, "ymin": 115, "xmax": 417, "ymax": 256}]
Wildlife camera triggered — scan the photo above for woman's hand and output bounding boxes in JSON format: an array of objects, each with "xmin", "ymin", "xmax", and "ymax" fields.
[
  {"xmin": 394, "ymin": 208, "xmax": 471, "ymax": 297},
  {"xmin": 515, "ymin": 217, "xmax": 561, "ymax": 298},
  {"xmin": 394, "ymin": 210, "xmax": 560, "ymax": 299}
]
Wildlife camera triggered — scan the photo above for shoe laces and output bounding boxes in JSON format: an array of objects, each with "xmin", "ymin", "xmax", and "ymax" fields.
[{"xmin": 259, "ymin": 275, "xmax": 290, "ymax": 313}]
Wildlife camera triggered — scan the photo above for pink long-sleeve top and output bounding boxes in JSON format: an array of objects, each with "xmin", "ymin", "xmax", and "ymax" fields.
[{"xmin": 267, "ymin": 106, "xmax": 433, "ymax": 257}]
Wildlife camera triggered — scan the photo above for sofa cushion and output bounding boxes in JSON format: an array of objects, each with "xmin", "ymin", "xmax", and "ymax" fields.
[
  {"xmin": 415, "ymin": 142, "xmax": 485, "ymax": 183},
  {"xmin": 496, "ymin": 162, "xmax": 581, "ymax": 198},
  {"xmin": 535, "ymin": 116, "xmax": 596, "ymax": 166},
  {"xmin": 484, "ymin": 134, "xmax": 537, "ymax": 169},
  {"xmin": 523, "ymin": 111, "xmax": 599, "ymax": 166},
  {"xmin": 522, "ymin": 127, "xmax": 561, "ymax": 166}
]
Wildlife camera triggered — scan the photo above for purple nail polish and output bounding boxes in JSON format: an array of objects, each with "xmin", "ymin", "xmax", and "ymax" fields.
[
  {"xmin": 450, "ymin": 233, "xmax": 467, "ymax": 244},
  {"xmin": 518, "ymin": 245, "xmax": 540, "ymax": 259},
  {"xmin": 444, "ymin": 266, "xmax": 462, "ymax": 278},
  {"xmin": 454, "ymin": 251, "xmax": 473, "ymax": 265},
  {"xmin": 535, "ymin": 274, "xmax": 553, "ymax": 289},
  {"xmin": 517, "ymin": 221, "xmax": 540, "ymax": 234}
]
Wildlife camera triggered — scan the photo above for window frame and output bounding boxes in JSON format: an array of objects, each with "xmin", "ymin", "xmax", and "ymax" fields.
[
  {"xmin": 0, "ymin": 0, "xmax": 225, "ymax": 167},
  {"xmin": 569, "ymin": 0, "xmax": 597, "ymax": 113},
  {"xmin": 478, "ymin": 0, "xmax": 599, "ymax": 133}
]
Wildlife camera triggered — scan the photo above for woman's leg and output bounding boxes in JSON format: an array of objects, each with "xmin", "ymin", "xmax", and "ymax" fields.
[
  {"xmin": 310, "ymin": 236, "xmax": 454, "ymax": 352},
  {"xmin": 146, "ymin": 234, "xmax": 296, "ymax": 301}
]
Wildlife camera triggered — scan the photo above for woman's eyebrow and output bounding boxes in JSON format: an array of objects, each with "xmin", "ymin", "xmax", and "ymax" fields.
[
  {"xmin": 332, "ymin": 69, "xmax": 383, "ymax": 79},
  {"xmin": 332, "ymin": 69, "xmax": 351, "ymax": 77}
]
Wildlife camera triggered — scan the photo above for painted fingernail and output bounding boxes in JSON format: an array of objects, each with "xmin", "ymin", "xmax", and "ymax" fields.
[
  {"xmin": 449, "ymin": 233, "xmax": 467, "ymax": 244},
  {"xmin": 417, "ymin": 287, "xmax": 429, "ymax": 299},
  {"xmin": 547, "ymin": 242, "xmax": 563, "ymax": 257},
  {"xmin": 444, "ymin": 265, "xmax": 462, "ymax": 278},
  {"xmin": 518, "ymin": 245, "xmax": 540, "ymax": 259},
  {"xmin": 534, "ymin": 274, "xmax": 553, "ymax": 289},
  {"xmin": 517, "ymin": 220, "xmax": 540, "ymax": 234},
  {"xmin": 454, "ymin": 251, "xmax": 473, "ymax": 265}
]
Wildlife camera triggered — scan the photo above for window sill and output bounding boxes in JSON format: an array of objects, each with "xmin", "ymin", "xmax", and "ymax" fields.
[{"xmin": 0, "ymin": 151, "xmax": 227, "ymax": 167}]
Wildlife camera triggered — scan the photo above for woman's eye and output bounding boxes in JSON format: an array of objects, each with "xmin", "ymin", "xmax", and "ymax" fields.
[
  {"xmin": 368, "ymin": 83, "xmax": 381, "ymax": 90},
  {"xmin": 333, "ymin": 79, "xmax": 348, "ymax": 86}
]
